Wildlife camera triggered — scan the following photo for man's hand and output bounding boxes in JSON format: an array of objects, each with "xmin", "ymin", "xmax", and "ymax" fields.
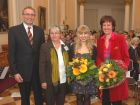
[
  {"xmin": 41, "ymin": 82, "xmax": 47, "ymax": 89},
  {"xmin": 137, "ymin": 60, "xmax": 140, "ymax": 64},
  {"xmin": 14, "ymin": 73, "xmax": 23, "ymax": 83}
]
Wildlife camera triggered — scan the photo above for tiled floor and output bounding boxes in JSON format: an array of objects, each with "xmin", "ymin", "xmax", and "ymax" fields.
[{"xmin": 0, "ymin": 84, "xmax": 139, "ymax": 105}]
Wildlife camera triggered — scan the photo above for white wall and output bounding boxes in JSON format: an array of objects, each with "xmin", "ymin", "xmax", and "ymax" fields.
[
  {"xmin": 84, "ymin": 3, "xmax": 124, "ymax": 31},
  {"xmin": 84, "ymin": 9, "xmax": 98, "ymax": 30}
]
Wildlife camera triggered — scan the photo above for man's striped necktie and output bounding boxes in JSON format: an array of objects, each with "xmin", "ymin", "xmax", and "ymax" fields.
[{"xmin": 27, "ymin": 27, "xmax": 33, "ymax": 46}]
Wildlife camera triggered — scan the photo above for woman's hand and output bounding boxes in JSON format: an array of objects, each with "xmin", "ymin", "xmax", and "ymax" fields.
[
  {"xmin": 41, "ymin": 82, "xmax": 47, "ymax": 89},
  {"xmin": 114, "ymin": 60, "xmax": 127, "ymax": 71}
]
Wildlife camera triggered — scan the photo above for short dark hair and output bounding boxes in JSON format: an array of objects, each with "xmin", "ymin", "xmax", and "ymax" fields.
[
  {"xmin": 22, "ymin": 6, "xmax": 35, "ymax": 15},
  {"xmin": 100, "ymin": 15, "xmax": 116, "ymax": 32}
]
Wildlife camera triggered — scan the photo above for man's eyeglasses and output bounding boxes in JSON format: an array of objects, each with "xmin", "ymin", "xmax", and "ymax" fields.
[{"xmin": 23, "ymin": 13, "xmax": 35, "ymax": 17}]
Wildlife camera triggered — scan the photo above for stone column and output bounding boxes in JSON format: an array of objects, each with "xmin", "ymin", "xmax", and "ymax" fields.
[
  {"xmin": 79, "ymin": 0, "xmax": 85, "ymax": 25},
  {"xmin": 60, "ymin": 0, "xmax": 66, "ymax": 25},
  {"xmin": 131, "ymin": 0, "xmax": 135, "ymax": 30},
  {"xmin": 124, "ymin": 0, "xmax": 132, "ymax": 31},
  {"xmin": 48, "ymin": 0, "xmax": 56, "ymax": 26}
]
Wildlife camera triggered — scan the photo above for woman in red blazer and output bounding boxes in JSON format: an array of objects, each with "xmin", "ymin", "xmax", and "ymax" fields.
[{"xmin": 96, "ymin": 16, "xmax": 130, "ymax": 105}]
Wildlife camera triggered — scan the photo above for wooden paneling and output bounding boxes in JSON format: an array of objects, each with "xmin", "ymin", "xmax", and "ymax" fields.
[
  {"xmin": 1, "ymin": 44, "xmax": 8, "ymax": 52},
  {"xmin": 0, "ymin": 52, "xmax": 8, "ymax": 67}
]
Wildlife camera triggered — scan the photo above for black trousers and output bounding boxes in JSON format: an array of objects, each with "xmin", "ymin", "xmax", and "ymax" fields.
[
  {"xmin": 45, "ymin": 83, "xmax": 66, "ymax": 105},
  {"xmin": 18, "ymin": 75, "xmax": 43, "ymax": 105},
  {"xmin": 76, "ymin": 94, "xmax": 91, "ymax": 105},
  {"xmin": 130, "ymin": 63, "xmax": 139, "ymax": 81},
  {"xmin": 102, "ymin": 89, "xmax": 122, "ymax": 105}
]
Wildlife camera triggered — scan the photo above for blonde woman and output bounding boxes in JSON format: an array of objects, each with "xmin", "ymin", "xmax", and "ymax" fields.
[
  {"xmin": 69, "ymin": 25, "xmax": 97, "ymax": 105},
  {"xmin": 39, "ymin": 26, "xmax": 69, "ymax": 105}
]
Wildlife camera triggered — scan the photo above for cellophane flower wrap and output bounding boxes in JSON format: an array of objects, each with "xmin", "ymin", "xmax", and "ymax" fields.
[
  {"xmin": 95, "ymin": 59, "xmax": 126, "ymax": 89},
  {"xmin": 66, "ymin": 57, "xmax": 96, "ymax": 83}
]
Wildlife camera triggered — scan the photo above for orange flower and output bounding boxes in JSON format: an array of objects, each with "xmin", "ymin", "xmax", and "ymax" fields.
[
  {"xmin": 108, "ymin": 70, "xmax": 117, "ymax": 78},
  {"xmin": 73, "ymin": 68, "xmax": 80, "ymax": 75},
  {"xmin": 99, "ymin": 74, "xmax": 104, "ymax": 82}
]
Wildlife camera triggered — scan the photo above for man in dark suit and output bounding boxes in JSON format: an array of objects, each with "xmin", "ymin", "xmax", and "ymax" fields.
[{"xmin": 8, "ymin": 6, "xmax": 45, "ymax": 105}]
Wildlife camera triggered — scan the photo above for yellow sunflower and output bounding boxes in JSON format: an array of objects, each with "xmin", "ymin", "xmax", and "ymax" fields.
[
  {"xmin": 80, "ymin": 58, "xmax": 88, "ymax": 65},
  {"xmin": 79, "ymin": 64, "xmax": 87, "ymax": 73},
  {"xmin": 103, "ymin": 67, "xmax": 109, "ymax": 72},
  {"xmin": 106, "ymin": 63, "xmax": 112, "ymax": 68},
  {"xmin": 73, "ymin": 58, "xmax": 79, "ymax": 63}
]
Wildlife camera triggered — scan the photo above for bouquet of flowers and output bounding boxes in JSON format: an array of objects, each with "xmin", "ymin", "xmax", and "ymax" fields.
[
  {"xmin": 95, "ymin": 59, "xmax": 126, "ymax": 89},
  {"xmin": 66, "ymin": 57, "xmax": 96, "ymax": 84}
]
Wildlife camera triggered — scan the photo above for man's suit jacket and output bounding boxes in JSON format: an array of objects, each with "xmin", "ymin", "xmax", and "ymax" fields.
[
  {"xmin": 8, "ymin": 23, "xmax": 45, "ymax": 81},
  {"xmin": 129, "ymin": 46, "xmax": 139, "ymax": 80}
]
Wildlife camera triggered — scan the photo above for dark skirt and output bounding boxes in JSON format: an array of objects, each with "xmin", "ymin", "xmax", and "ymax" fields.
[{"xmin": 72, "ymin": 80, "xmax": 97, "ymax": 95}]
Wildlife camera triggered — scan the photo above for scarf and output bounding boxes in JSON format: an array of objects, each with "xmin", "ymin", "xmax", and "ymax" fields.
[{"xmin": 50, "ymin": 47, "xmax": 69, "ymax": 86}]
